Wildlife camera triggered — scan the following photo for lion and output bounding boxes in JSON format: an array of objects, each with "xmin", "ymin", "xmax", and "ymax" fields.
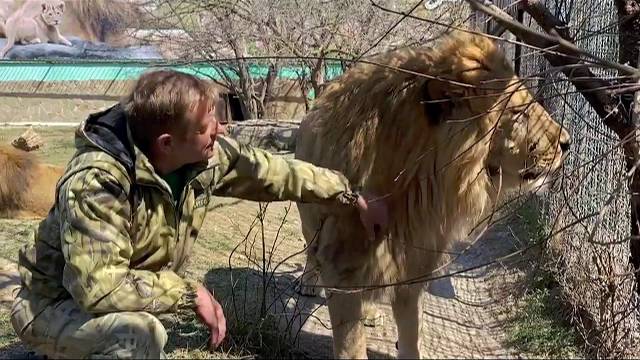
[
  {"xmin": 59, "ymin": 0, "xmax": 142, "ymax": 46},
  {"xmin": 0, "ymin": 145, "xmax": 63, "ymax": 219},
  {"xmin": 0, "ymin": 0, "xmax": 13, "ymax": 33},
  {"xmin": 0, "ymin": 0, "xmax": 142, "ymax": 47},
  {"xmin": 0, "ymin": 0, "xmax": 72, "ymax": 59},
  {"xmin": 294, "ymin": 32, "xmax": 571, "ymax": 359}
]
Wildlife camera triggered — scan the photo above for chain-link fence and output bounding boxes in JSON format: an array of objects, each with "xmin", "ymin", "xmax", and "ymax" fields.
[{"xmin": 507, "ymin": 0, "xmax": 640, "ymax": 356}]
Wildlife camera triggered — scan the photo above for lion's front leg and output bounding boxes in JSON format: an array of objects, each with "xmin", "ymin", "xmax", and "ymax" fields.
[
  {"xmin": 49, "ymin": 27, "xmax": 72, "ymax": 46},
  {"xmin": 327, "ymin": 291, "xmax": 368, "ymax": 359},
  {"xmin": 392, "ymin": 285, "xmax": 423, "ymax": 359},
  {"xmin": 297, "ymin": 252, "xmax": 323, "ymax": 297}
]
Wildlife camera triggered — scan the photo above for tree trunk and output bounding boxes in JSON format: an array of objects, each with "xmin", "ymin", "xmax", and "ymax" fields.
[
  {"xmin": 629, "ymin": 74, "xmax": 640, "ymax": 291},
  {"xmin": 310, "ymin": 58, "xmax": 326, "ymax": 99},
  {"xmin": 256, "ymin": 63, "xmax": 277, "ymax": 118},
  {"xmin": 231, "ymin": 37, "xmax": 259, "ymax": 120},
  {"xmin": 300, "ymin": 80, "xmax": 311, "ymax": 113}
]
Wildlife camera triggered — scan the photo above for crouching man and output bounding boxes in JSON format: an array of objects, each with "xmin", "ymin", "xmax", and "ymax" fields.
[{"xmin": 10, "ymin": 70, "xmax": 387, "ymax": 358}]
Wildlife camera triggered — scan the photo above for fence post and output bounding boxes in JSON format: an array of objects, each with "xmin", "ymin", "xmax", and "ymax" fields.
[{"xmin": 630, "ymin": 53, "xmax": 640, "ymax": 291}]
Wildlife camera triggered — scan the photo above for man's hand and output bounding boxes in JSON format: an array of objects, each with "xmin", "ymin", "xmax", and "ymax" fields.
[
  {"xmin": 195, "ymin": 285, "xmax": 227, "ymax": 350},
  {"xmin": 356, "ymin": 193, "xmax": 389, "ymax": 242}
]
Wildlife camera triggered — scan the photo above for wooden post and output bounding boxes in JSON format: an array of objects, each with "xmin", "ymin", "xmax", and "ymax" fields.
[{"xmin": 630, "ymin": 54, "xmax": 640, "ymax": 288}]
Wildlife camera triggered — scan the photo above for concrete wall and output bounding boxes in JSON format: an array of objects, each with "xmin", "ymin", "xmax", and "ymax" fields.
[
  {"xmin": 265, "ymin": 79, "xmax": 307, "ymax": 120},
  {"xmin": 0, "ymin": 96, "xmax": 301, "ymax": 152},
  {"xmin": 0, "ymin": 97, "xmax": 115, "ymax": 124},
  {"xmin": 0, "ymin": 76, "xmax": 309, "ymax": 125}
]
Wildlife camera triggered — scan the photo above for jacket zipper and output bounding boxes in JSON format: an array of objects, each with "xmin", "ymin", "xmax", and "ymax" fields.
[{"xmin": 138, "ymin": 168, "xmax": 209, "ymax": 266}]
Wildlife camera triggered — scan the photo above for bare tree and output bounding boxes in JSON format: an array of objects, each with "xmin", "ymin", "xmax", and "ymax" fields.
[
  {"xmin": 138, "ymin": 0, "xmax": 280, "ymax": 119},
  {"xmin": 246, "ymin": 0, "xmax": 468, "ymax": 108},
  {"xmin": 139, "ymin": 0, "xmax": 470, "ymax": 116}
]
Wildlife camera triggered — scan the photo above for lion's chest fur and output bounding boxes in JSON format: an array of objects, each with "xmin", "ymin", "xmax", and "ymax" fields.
[
  {"xmin": 311, "ymin": 174, "xmax": 488, "ymax": 300},
  {"xmin": 13, "ymin": 15, "xmax": 45, "ymax": 41}
]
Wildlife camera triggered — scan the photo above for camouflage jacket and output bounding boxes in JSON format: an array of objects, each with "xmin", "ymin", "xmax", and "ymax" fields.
[{"xmin": 17, "ymin": 104, "xmax": 357, "ymax": 315}]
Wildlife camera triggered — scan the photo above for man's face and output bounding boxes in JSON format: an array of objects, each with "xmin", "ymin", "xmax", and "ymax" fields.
[{"xmin": 171, "ymin": 99, "xmax": 225, "ymax": 166}]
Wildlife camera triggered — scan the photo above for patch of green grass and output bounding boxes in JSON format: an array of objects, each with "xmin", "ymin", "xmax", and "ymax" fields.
[
  {"xmin": 0, "ymin": 219, "xmax": 35, "ymax": 358},
  {"xmin": 507, "ymin": 286, "xmax": 581, "ymax": 358},
  {"xmin": 224, "ymin": 314, "xmax": 306, "ymax": 359},
  {"xmin": 0, "ymin": 219, "xmax": 37, "ymax": 262},
  {"xmin": 507, "ymin": 200, "xmax": 583, "ymax": 358},
  {"xmin": 514, "ymin": 197, "xmax": 546, "ymax": 245},
  {"xmin": 0, "ymin": 312, "xmax": 14, "ymax": 347},
  {"xmin": 164, "ymin": 311, "xmax": 304, "ymax": 359}
]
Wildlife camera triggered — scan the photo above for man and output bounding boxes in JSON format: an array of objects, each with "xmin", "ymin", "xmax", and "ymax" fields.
[{"xmin": 10, "ymin": 70, "xmax": 387, "ymax": 358}]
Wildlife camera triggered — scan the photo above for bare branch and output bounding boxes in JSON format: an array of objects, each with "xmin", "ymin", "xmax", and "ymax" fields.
[
  {"xmin": 465, "ymin": 0, "xmax": 640, "ymax": 165},
  {"xmin": 466, "ymin": 0, "xmax": 640, "ymax": 77}
]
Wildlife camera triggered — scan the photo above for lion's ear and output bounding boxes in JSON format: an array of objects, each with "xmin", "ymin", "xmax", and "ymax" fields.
[
  {"xmin": 57, "ymin": 2, "xmax": 65, "ymax": 11},
  {"xmin": 421, "ymin": 79, "xmax": 466, "ymax": 125}
]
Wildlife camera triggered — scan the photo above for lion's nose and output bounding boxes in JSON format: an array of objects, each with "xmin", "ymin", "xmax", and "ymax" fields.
[
  {"xmin": 559, "ymin": 129, "xmax": 571, "ymax": 152},
  {"xmin": 559, "ymin": 137, "xmax": 571, "ymax": 152}
]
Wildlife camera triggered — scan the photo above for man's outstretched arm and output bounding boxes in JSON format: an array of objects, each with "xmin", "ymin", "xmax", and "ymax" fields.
[
  {"xmin": 209, "ymin": 136, "xmax": 359, "ymax": 206},
  {"xmin": 208, "ymin": 136, "xmax": 388, "ymax": 239}
]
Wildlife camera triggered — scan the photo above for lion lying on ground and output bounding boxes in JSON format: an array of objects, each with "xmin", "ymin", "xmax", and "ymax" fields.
[
  {"xmin": 59, "ymin": 0, "xmax": 141, "ymax": 46},
  {"xmin": 0, "ymin": 145, "xmax": 63, "ymax": 219},
  {"xmin": 295, "ymin": 32, "xmax": 571, "ymax": 358}
]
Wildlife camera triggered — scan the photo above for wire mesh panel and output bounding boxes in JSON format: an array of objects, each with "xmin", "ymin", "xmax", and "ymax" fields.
[{"xmin": 516, "ymin": 0, "xmax": 639, "ymax": 355}]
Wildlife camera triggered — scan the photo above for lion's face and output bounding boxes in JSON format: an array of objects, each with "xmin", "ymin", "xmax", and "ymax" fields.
[
  {"xmin": 40, "ymin": 1, "xmax": 65, "ymax": 27},
  {"xmin": 483, "ymin": 81, "xmax": 570, "ymax": 192},
  {"xmin": 423, "ymin": 35, "xmax": 571, "ymax": 194}
]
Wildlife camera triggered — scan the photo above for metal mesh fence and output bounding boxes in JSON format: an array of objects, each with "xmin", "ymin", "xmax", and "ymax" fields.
[{"xmin": 513, "ymin": 0, "xmax": 640, "ymax": 356}]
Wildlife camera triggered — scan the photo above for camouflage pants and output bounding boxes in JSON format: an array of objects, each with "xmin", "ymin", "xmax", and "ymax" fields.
[{"xmin": 10, "ymin": 287, "xmax": 168, "ymax": 359}]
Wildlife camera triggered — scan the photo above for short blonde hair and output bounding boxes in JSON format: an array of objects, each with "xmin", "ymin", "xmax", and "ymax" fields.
[{"xmin": 122, "ymin": 69, "xmax": 218, "ymax": 152}]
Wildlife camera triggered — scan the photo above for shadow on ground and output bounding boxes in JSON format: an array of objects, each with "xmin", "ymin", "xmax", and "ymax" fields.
[
  {"xmin": 199, "ymin": 218, "xmax": 532, "ymax": 359},
  {"xmin": 0, "ymin": 219, "xmax": 533, "ymax": 359},
  {"xmin": 198, "ymin": 266, "xmax": 391, "ymax": 359}
]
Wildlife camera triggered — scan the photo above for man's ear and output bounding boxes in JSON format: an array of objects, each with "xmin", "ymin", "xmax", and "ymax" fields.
[
  {"xmin": 421, "ymin": 79, "xmax": 466, "ymax": 125},
  {"xmin": 155, "ymin": 133, "xmax": 173, "ymax": 154}
]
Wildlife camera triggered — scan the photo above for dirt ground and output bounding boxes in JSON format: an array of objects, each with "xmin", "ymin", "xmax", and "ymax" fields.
[
  {"xmin": 0, "ymin": 126, "xmax": 536, "ymax": 359},
  {"xmin": 260, "ymin": 217, "xmax": 531, "ymax": 359},
  {"xmin": 0, "ymin": 202, "xmax": 533, "ymax": 359}
]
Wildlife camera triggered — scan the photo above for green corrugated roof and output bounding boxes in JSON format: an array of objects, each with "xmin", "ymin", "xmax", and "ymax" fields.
[{"xmin": 0, "ymin": 60, "xmax": 345, "ymax": 82}]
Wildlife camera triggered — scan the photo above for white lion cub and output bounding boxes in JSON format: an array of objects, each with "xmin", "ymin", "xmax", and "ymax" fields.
[{"xmin": 0, "ymin": 0, "xmax": 72, "ymax": 58}]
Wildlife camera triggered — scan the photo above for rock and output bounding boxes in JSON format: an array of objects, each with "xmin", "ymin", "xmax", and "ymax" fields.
[
  {"xmin": 227, "ymin": 119, "xmax": 299, "ymax": 152},
  {"xmin": 12, "ymin": 126, "xmax": 44, "ymax": 151},
  {"xmin": 0, "ymin": 37, "xmax": 162, "ymax": 60}
]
